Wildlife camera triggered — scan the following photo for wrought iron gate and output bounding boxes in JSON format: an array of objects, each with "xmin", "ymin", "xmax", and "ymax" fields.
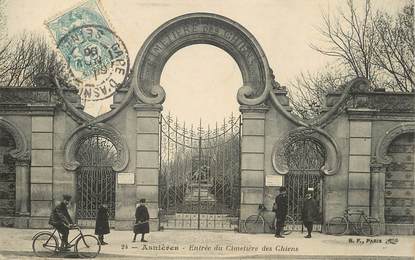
[
  {"xmin": 284, "ymin": 138, "xmax": 325, "ymax": 232},
  {"xmin": 76, "ymin": 135, "xmax": 117, "ymax": 220},
  {"xmin": 159, "ymin": 114, "xmax": 241, "ymax": 230},
  {"xmin": 0, "ymin": 128, "xmax": 16, "ymax": 217}
]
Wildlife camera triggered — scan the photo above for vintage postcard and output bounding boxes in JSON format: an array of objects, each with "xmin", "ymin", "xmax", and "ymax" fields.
[{"xmin": 0, "ymin": 0, "xmax": 413, "ymax": 259}]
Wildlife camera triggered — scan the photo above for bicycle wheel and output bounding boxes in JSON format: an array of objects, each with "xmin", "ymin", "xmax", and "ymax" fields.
[
  {"xmin": 327, "ymin": 217, "xmax": 348, "ymax": 235},
  {"xmin": 75, "ymin": 235, "xmax": 101, "ymax": 258},
  {"xmin": 283, "ymin": 215, "xmax": 295, "ymax": 235},
  {"xmin": 32, "ymin": 232, "xmax": 59, "ymax": 257},
  {"xmin": 360, "ymin": 217, "xmax": 380, "ymax": 236},
  {"xmin": 244, "ymin": 215, "xmax": 265, "ymax": 234}
]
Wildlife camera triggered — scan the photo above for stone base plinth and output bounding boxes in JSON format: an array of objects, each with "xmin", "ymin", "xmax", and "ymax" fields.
[
  {"xmin": 385, "ymin": 224, "xmax": 414, "ymax": 235},
  {"xmin": 0, "ymin": 216, "xmax": 14, "ymax": 227},
  {"xmin": 14, "ymin": 216, "xmax": 29, "ymax": 228},
  {"xmin": 29, "ymin": 217, "xmax": 50, "ymax": 229}
]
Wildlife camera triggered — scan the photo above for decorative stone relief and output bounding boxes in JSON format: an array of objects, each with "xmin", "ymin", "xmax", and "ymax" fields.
[
  {"xmin": 63, "ymin": 123, "xmax": 129, "ymax": 172},
  {"xmin": 271, "ymin": 127, "xmax": 341, "ymax": 176},
  {"xmin": 0, "ymin": 118, "xmax": 30, "ymax": 161},
  {"xmin": 375, "ymin": 123, "xmax": 415, "ymax": 165}
]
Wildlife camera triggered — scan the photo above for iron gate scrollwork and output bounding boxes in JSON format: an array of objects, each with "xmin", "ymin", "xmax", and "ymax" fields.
[
  {"xmin": 284, "ymin": 137, "xmax": 326, "ymax": 232},
  {"xmin": 159, "ymin": 114, "xmax": 241, "ymax": 230},
  {"xmin": 76, "ymin": 135, "xmax": 117, "ymax": 220}
]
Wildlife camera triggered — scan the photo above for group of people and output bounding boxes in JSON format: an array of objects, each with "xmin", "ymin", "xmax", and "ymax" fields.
[
  {"xmin": 274, "ymin": 186, "xmax": 318, "ymax": 238},
  {"xmin": 48, "ymin": 195, "xmax": 150, "ymax": 250},
  {"xmin": 49, "ymin": 187, "xmax": 315, "ymax": 250}
]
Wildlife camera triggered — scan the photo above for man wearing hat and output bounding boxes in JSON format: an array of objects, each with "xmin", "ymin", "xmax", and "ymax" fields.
[
  {"xmin": 302, "ymin": 190, "xmax": 318, "ymax": 238},
  {"xmin": 49, "ymin": 194, "xmax": 74, "ymax": 249},
  {"xmin": 274, "ymin": 186, "xmax": 288, "ymax": 238}
]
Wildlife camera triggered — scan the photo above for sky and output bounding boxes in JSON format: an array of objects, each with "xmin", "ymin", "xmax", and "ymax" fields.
[{"xmin": 4, "ymin": 0, "xmax": 407, "ymax": 127}]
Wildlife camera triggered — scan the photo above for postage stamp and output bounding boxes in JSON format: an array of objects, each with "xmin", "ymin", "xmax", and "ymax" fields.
[{"xmin": 46, "ymin": 0, "xmax": 129, "ymax": 102}]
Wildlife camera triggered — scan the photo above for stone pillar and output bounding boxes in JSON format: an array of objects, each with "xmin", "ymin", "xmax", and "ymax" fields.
[
  {"xmin": 239, "ymin": 105, "xmax": 268, "ymax": 229},
  {"xmin": 29, "ymin": 116, "xmax": 54, "ymax": 228},
  {"xmin": 134, "ymin": 104, "xmax": 162, "ymax": 231},
  {"xmin": 347, "ymin": 109, "xmax": 377, "ymax": 215},
  {"xmin": 14, "ymin": 158, "xmax": 30, "ymax": 228},
  {"xmin": 370, "ymin": 162, "xmax": 386, "ymax": 234}
]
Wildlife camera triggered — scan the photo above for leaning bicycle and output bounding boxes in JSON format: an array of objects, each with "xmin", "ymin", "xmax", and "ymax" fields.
[
  {"xmin": 327, "ymin": 209, "xmax": 380, "ymax": 236},
  {"xmin": 243, "ymin": 204, "xmax": 295, "ymax": 235},
  {"xmin": 32, "ymin": 224, "xmax": 101, "ymax": 258}
]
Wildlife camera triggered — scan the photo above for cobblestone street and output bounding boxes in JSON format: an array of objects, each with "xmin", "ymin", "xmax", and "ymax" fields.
[{"xmin": 0, "ymin": 227, "xmax": 413, "ymax": 259}]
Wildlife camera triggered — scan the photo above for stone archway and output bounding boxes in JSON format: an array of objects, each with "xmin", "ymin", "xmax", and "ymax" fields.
[
  {"xmin": 131, "ymin": 13, "xmax": 273, "ymax": 229},
  {"xmin": 373, "ymin": 123, "xmax": 415, "ymax": 234},
  {"xmin": 131, "ymin": 12, "xmax": 272, "ymax": 106},
  {"xmin": 63, "ymin": 123, "xmax": 130, "ymax": 225}
]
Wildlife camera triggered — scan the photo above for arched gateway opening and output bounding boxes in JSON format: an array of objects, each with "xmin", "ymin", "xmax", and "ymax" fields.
[
  {"xmin": 75, "ymin": 135, "xmax": 117, "ymax": 221},
  {"xmin": 132, "ymin": 13, "xmax": 271, "ymax": 230},
  {"xmin": 285, "ymin": 138, "xmax": 326, "ymax": 232}
]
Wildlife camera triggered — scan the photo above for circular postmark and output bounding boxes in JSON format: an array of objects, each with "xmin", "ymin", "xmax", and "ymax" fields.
[{"xmin": 57, "ymin": 24, "xmax": 129, "ymax": 102}]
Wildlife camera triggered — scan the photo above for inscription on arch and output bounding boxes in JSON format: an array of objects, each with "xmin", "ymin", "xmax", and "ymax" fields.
[{"xmin": 132, "ymin": 13, "xmax": 271, "ymax": 105}]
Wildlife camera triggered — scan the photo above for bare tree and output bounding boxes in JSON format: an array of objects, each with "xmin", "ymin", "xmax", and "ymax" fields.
[
  {"xmin": 0, "ymin": 33, "xmax": 67, "ymax": 87},
  {"xmin": 288, "ymin": 64, "xmax": 352, "ymax": 119},
  {"xmin": 288, "ymin": 0, "xmax": 414, "ymax": 119},
  {"xmin": 311, "ymin": 0, "xmax": 378, "ymax": 83},
  {"xmin": 373, "ymin": 4, "xmax": 415, "ymax": 91}
]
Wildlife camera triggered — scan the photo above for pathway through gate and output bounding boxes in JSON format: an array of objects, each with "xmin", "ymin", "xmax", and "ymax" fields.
[{"xmin": 159, "ymin": 114, "xmax": 241, "ymax": 230}]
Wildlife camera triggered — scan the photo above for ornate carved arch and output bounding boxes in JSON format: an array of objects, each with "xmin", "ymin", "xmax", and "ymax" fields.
[
  {"xmin": 375, "ymin": 123, "xmax": 415, "ymax": 164},
  {"xmin": 63, "ymin": 123, "xmax": 129, "ymax": 172},
  {"xmin": 0, "ymin": 118, "xmax": 29, "ymax": 161},
  {"xmin": 272, "ymin": 127, "xmax": 341, "ymax": 176},
  {"xmin": 131, "ymin": 12, "xmax": 271, "ymax": 106}
]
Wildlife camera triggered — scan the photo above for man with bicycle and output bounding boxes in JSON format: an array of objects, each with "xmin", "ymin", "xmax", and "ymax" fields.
[{"xmin": 49, "ymin": 194, "xmax": 75, "ymax": 250}]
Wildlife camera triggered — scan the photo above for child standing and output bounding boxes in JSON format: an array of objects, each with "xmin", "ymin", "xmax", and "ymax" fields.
[{"xmin": 133, "ymin": 199, "xmax": 150, "ymax": 242}]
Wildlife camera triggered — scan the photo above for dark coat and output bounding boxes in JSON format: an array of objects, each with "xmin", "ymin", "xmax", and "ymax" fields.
[
  {"xmin": 302, "ymin": 198, "xmax": 318, "ymax": 222},
  {"xmin": 95, "ymin": 206, "xmax": 110, "ymax": 235},
  {"xmin": 134, "ymin": 205, "xmax": 149, "ymax": 234},
  {"xmin": 49, "ymin": 202, "xmax": 73, "ymax": 226},
  {"xmin": 275, "ymin": 193, "xmax": 288, "ymax": 219}
]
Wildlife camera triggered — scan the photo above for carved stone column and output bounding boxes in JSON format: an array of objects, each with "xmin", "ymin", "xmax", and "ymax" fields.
[
  {"xmin": 14, "ymin": 157, "xmax": 30, "ymax": 228},
  {"xmin": 370, "ymin": 162, "xmax": 387, "ymax": 235}
]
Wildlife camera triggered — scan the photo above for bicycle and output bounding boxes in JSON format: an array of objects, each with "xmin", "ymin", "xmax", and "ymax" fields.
[
  {"xmin": 243, "ymin": 204, "xmax": 295, "ymax": 235},
  {"xmin": 32, "ymin": 224, "xmax": 101, "ymax": 258},
  {"xmin": 327, "ymin": 208, "xmax": 380, "ymax": 236}
]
